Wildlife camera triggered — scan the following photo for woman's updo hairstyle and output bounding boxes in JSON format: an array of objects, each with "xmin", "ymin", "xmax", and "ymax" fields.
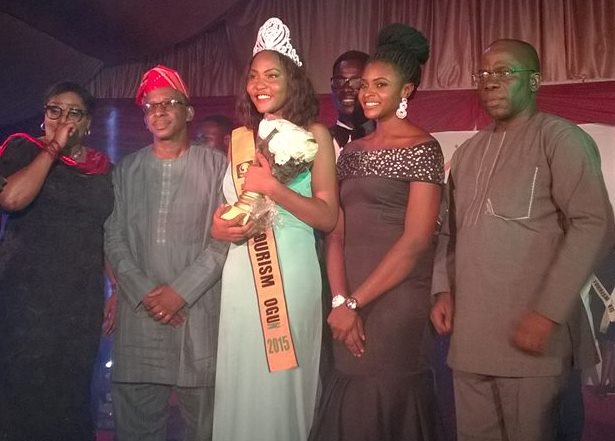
[{"xmin": 372, "ymin": 23, "xmax": 429, "ymax": 90}]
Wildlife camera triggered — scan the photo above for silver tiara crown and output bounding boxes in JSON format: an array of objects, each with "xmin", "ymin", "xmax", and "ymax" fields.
[{"xmin": 253, "ymin": 17, "xmax": 302, "ymax": 67}]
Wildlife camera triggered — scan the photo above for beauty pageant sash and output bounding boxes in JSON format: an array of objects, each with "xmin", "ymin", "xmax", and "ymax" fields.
[{"xmin": 229, "ymin": 127, "xmax": 298, "ymax": 372}]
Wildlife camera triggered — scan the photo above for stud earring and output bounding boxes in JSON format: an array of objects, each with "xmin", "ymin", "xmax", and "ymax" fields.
[{"xmin": 396, "ymin": 97, "xmax": 408, "ymax": 119}]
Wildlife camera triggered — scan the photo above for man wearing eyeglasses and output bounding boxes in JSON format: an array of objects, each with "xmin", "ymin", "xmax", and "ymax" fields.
[
  {"xmin": 329, "ymin": 50, "xmax": 374, "ymax": 159},
  {"xmin": 320, "ymin": 51, "xmax": 376, "ymax": 382},
  {"xmin": 104, "ymin": 65, "xmax": 228, "ymax": 441},
  {"xmin": 431, "ymin": 39, "xmax": 614, "ymax": 441}
]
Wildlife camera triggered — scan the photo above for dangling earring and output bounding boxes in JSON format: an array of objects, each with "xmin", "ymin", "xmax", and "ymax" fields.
[
  {"xmin": 40, "ymin": 122, "xmax": 45, "ymax": 132},
  {"xmin": 86, "ymin": 129, "xmax": 91, "ymax": 136},
  {"xmin": 396, "ymin": 97, "xmax": 408, "ymax": 119}
]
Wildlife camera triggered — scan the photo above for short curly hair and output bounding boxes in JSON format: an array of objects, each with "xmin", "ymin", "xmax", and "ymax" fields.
[
  {"xmin": 332, "ymin": 50, "xmax": 370, "ymax": 75},
  {"xmin": 43, "ymin": 81, "xmax": 96, "ymax": 115}
]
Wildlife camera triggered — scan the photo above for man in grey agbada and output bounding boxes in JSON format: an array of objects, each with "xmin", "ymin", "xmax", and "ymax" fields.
[
  {"xmin": 104, "ymin": 65, "xmax": 228, "ymax": 441},
  {"xmin": 430, "ymin": 39, "xmax": 614, "ymax": 441}
]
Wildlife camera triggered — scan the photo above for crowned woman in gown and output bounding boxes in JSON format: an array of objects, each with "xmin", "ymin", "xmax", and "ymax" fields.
[{"xmin": 210, "ymin": 18, "xmax": 339, "ymax": 441}]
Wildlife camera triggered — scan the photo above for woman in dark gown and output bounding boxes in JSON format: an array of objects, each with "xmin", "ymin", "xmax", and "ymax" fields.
[
  {"xmin": 310, "ymin": 25, "xmax": 444, "ymax": 441},
  {"xmin": 0, "ymin": 82, "xmax": 113, "ymax": 441}
]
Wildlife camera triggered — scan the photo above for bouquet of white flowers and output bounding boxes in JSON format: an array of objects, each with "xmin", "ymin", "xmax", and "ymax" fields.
[
  {"xmin": 257, "ymin": 118, "xmax": 318, "ymax": 183},
  {"xmin": 221, "ymin": 118, "xmax": 317, "ymax": 230}
]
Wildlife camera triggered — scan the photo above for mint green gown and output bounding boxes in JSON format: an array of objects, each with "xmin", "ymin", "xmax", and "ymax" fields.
[{"xmin": 212, "ymin": 167, "xmax": 322, "ymax": 441}]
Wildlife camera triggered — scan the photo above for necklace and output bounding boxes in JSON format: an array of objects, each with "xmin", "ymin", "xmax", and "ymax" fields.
[{"xmin": 70, "ymin": 147, "xmax": 85, "ymax": 161}]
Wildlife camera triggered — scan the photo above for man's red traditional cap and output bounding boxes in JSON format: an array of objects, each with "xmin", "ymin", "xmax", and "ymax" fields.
[{"xmin": 135, "ymin": 65, "xmax": 189, "ymax": 105}]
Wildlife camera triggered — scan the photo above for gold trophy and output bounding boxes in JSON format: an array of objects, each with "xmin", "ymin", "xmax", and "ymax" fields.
[{"xmin": 220, "ymin": 189, "xmax": 264, "ymax": 225}]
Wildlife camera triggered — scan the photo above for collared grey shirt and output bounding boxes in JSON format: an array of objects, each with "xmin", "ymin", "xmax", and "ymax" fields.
[{"xmin": 105, "ymin": 144, "xmax": 228, "ymax": 386}]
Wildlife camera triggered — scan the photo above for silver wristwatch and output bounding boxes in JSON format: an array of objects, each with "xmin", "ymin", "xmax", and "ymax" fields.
[
  {"xmin": 331, "ymin": 294, "xmax": 346, "ymax": 308},
  {"xmin": 344, "ymin": 296, "xmax": 359, "ymax": 311}
]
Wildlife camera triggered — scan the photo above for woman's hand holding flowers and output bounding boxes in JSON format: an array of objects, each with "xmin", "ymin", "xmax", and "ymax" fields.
[
  {"xmin": 220, "ymin": 119, "xmax": 319, "ymax": 233},
  {"xmin": 243, "ymin": 151, "xmax": 282, "ymax": 197}
]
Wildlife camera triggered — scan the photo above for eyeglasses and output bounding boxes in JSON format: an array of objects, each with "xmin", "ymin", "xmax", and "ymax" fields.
[
  {"xmin": 472, "ymin": 68, "xmax": 536, "ymax": 85},
  {"xmin": 142, "ymin": 99, "xmax": 187, "ymax": 114},
  {"xmin": 44, "ymin": 105, "xmax": 87, "ymax": 122},
  {"xmin": 331, "ymin": 77, "xmax": 362, "ymax": 90}
]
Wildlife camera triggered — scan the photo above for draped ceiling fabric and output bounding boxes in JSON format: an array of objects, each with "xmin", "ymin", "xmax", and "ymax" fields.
[
  {"xmin": 0, "ymin": 13, "xmax": 102, "ymax": 125},
  {"xmin": 1, "ymin": 0, "xmax": 615, "ymax": 139},
  {"xmin": 0, "ymin": 0, "xmax": 244, "ymax": 125},
  {"xmin": 88, "ymin": 0, "xmax": 615, "ymax": 99}
]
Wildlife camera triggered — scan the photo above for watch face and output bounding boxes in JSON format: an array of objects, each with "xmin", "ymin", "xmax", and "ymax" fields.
[
  {"xmin": 331, "ymin": 294, "xmax": 346, "ymax": 308},
  {"xmin": 345, "ymin": 297, "xmax": 358, "ymax": 310}
]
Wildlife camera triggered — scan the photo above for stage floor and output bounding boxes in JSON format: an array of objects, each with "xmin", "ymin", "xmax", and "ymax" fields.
[{"xmin": 93, "ymin": 334, "xmax": 615, "ymax": 440}]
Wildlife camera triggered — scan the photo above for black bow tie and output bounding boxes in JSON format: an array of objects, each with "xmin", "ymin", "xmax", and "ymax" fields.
[{"xmin": 331, "ymin": 125, "xmax": 366, "ymax": 148}]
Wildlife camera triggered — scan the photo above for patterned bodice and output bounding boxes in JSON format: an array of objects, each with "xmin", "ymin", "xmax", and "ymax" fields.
[{"xmin": 337, "ymin": 140, "xmax": 444, "ymax": 184}]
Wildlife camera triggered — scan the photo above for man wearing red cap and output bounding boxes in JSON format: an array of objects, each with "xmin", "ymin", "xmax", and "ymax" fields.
[{"xmin": 105, "ymin": 65, "xmax": 228, "ymax": 441}]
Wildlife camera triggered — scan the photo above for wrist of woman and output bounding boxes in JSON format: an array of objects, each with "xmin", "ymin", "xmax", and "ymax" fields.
[
  {"xmin": 43, "ymin": 140, "xmax": 62, "ymax": 160},
  {"xmin": 266, "ymin": 178, "xmax": 286, "ymax": 200}
]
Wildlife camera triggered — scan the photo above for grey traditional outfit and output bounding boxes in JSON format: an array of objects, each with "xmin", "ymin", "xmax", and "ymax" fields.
[
  {"xmin": 433, "ymin": 112, "xmax": 614, "ymax": 441},
  {"xmin": 104, "ymin": 144, "xmax": 228, "ymax": 441}
]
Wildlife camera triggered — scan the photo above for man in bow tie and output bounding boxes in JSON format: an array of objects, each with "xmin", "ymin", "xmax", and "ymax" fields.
[{"xmin": 329, "ymin": 50, "xmax": 375, "ymax": 159}]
